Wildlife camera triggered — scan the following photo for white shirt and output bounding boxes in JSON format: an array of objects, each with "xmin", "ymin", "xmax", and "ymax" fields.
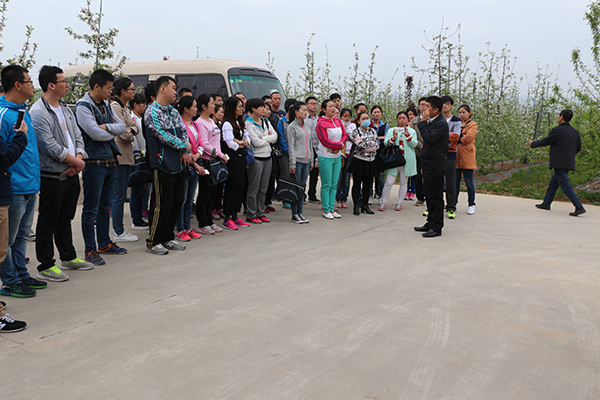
[{"xmin": 50, "ymin": 104, "xmax": 75, "ymax": 157}]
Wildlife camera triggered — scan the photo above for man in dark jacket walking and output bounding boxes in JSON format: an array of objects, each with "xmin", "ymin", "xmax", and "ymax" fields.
[
  {"xmin": 527, "ymin": 109, "xmax": 586, "ymax": 216},
  {"xmin": 414, "ymin": 96, "xmax": 449, "ymax": 237}
]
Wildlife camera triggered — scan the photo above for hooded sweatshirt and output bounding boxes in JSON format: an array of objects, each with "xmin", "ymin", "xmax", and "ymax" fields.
[{"xmin": 0, "ymin": 95, "xmax": 40, "ymax": 195}]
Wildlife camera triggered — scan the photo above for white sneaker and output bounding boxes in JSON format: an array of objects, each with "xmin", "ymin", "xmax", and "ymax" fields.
[
  {"xmin": 199, "ymin": 226, "xmax": 215, "ymax": 235},
  {"xmin": 210, "ymin": 223, "xmax": 223, "ymax": 233},
  {"xmin": 113, "ymin": 230, "xmax": 139, "ymax": 243},
  {"xmin": 332, "ymin": 211, "xmax": 342, "ymax": 218},
  {"xmin": 468, "ymin": 205, "xmax": 476, "ymax": 215},
  {"xmin": 323, "ymin": 212, "xmax": 334, "ymax": 220},
  {"xmin": 368, "ymin": 197, "xmax": 373, "ymax": 205}
]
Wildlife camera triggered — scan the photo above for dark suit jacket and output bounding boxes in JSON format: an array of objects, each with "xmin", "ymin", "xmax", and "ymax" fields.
[
  {"xmin": 531, "ymin": 122, "xmax": 581, "ymax": 171},
  {"xmin": 418, "ymin": 114, "xmax": 449, "ymax": 170}
]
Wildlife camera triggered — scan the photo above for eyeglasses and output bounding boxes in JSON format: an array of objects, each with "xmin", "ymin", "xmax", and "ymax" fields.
[
  {"xmin": 54, "ymin": 80, "xmax": 68, "ymax": 84},
  {"xmin": 125, "ymin": 88, "xmax": 136, "ymax": 91},
  {"xmin": 18, "ymin": 80, "xmax": 33, "ymax": 84}
]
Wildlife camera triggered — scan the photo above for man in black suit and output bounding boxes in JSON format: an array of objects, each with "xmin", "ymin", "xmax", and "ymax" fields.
[
  {"xmin": 414, "ymin": 96, "xmax": 449, "ymax": 237},
  {"xmin": 527, "ymin": 109, "xmax": 586, "ymax": 216}
]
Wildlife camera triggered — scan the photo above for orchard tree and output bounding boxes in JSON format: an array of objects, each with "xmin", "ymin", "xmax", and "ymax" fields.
[{"xmin": 0, "ymin": 0, "xmax": 38, "ymax": 69}]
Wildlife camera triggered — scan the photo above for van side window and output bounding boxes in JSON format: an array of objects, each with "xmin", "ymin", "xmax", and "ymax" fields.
[{"xmin": 176, "ymin": 74, "xmax": 227, "ymax": 98}]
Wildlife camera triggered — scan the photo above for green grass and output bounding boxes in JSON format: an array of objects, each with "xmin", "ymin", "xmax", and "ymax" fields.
[{"xmin": 474, "ymin": 164, "xmax": 600, "ymax": 205}]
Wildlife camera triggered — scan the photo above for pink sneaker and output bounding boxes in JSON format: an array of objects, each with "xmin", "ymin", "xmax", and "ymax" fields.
[
  {"xmin": 378, "ymin": 204, "xmax": 386, "ymax": 211},
  {"xmin": 395, "ymin": 204, "xmax": 402, "ymax": 211},
  {"xmin": 247, "ymin": 217, "xmax": 262, "ymax": 224},
  {"xmin": 259, "ymin": 215, "xmax": 270, "ymax": 223},
  {"xmin": 176, "ymin": 230, "xmax": 191, "ymax": 242},
  {"xmin": 187, "ymin": 229, "xmax": 202, "ymax": 239},
  {"xmin": 234, "ymin": 218, "xmax": 250, "ymax": 227},
  {"xmin": 223, "ymin": 220, "xmax": 239, "ymax": 231}
]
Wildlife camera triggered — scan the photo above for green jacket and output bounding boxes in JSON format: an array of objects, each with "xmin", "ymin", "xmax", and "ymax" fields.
[{"xmin": 384, "ymin": 126, "xmax": 418, "ymax": 177}]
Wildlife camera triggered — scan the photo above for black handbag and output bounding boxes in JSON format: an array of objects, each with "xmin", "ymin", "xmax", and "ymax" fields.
[
  {"xmin": 376, "ymin": 145, "xmax": 406, "ymax": 171},
  {"xmin": 275, "ymin": 175, "xmax": 305, "ymax": 205},
  {"xmin": 128, "ymin": 151, "xmax": 152, "ymax": 186},
  {"xmin": 271, "ymin": 145, "xmax": 283, "ymax": 159},
  {"xmin": 203, "ymin": 158, "xmax": 229, "ymax": 186}
]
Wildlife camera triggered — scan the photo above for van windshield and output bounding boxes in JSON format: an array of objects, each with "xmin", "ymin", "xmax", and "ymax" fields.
[{"xmin": 228, "ymin": 75, "xmax": 287, "ymax": 103}]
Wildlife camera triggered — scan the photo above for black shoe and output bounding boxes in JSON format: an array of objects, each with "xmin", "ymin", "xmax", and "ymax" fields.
[
  {"xmin": 535, "ymin": 203, "xmax": 551, "ymax": 210},
  {"xmin": 422, "ymin": 229, "xmax": 442, "ymax": 238},
  {"xmin": 308, "ymin": 198, "xmax": 321, "ymax": 204},
  {"xmin": 361, "ymin": 205, "xmax": 374, "ymax": 214},
  {"xmin": 291, "ymin": 214, "xmax": 304, "ymax": 224},
  {"xmin": 569, "ymin": 208, "xmax": 586, "ymax": 217},
  {"xmin": 353, "ymin": 205, "xmax": 360, "ymax": 216},
  {"xmin": 0, "ymin": 314, "xmax": 27, "ymax": 332},
  {"xmin": 414, "ymin": 225, "xmax": 430, "ymax": 232}
]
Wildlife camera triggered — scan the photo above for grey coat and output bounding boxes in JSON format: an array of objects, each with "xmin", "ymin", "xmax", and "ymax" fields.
[{"xmin": 30, "ymin": 96, "xmax": 88, "ymax": 179}]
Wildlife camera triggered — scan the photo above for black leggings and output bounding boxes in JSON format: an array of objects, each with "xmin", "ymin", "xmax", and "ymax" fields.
[
  {"xmin": 222, "ymin": 184, "xmax": 245, "ymax": 221},
  {"xmin": 352, "ymin": 173, "xmax": 373, "ymax": 207}
]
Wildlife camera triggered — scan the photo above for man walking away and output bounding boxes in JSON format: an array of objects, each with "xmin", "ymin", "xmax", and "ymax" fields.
[{"xmin": 527, "ymin": 109, "xmax": 586, "ymax": 216}]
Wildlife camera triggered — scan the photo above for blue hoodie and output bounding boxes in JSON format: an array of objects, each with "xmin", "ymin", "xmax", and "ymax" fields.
[{"xmin": 0, "ymin": 96, "xmax": 40, "ymax": 195}]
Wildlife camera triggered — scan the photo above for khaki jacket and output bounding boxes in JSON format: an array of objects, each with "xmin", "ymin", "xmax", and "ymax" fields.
[
  {"xmin": 456, "ymin": 121, "xmax": 477, "ymax": 169},
  {"xmin": 111, "ymin": 100, "xmax": 139, "ymax": 165}
]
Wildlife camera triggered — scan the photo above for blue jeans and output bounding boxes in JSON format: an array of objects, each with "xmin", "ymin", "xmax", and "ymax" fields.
[
  {"xmin": 291, "ymin": 162, "xmax": 310, "ymax": 215},
  {"xmin": 0, "ymin": 194, "xmax": 35, "ymax": 286},
  {"xmin": 82, "ymin": 164, "xmax": 116, "ymax": 253},
  {"xmin": 336, "ymin": 158, "xmax": 351, "ymax": 202},
  {"xmin": 456, "ymin": 169, "xmax": 476, "ymax": 207},
  {"xmin": 177, "ymin": 174, "xmax": 198, "ymax": 231},
  {"xmin": 112, "ymin": 164, "xmax": 132, "ymax": 235},
  {"xmin": 543, "ymin": 168, "xmax": 584, "ymax": 209}
]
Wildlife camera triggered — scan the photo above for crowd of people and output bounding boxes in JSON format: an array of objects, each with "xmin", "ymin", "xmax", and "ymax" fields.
[{"xmin": 0, "ymin": 64, "xmax": 484, "ymax": 332}]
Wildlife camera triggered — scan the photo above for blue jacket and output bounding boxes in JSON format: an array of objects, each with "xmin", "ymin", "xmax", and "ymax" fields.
[
  {"xmin": 0, "ymin": 96, "xmax": 40, "ymax": 195},
  {"xmin": 0, "ymin": 130, "xmax": 28, "ymax": 206}
]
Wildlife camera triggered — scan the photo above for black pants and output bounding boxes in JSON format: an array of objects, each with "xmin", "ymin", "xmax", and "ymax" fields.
[
  {"xmin": 147, "ymin": 170, "xmax": 185, "ymax": 247},
  {"xmin": 212, "ymin": 182, "xmax": 224, "ymax": 211},
  {"xmin": 35, "ymin": 175, "xmax": 80, "ymax": 271},
  {"xmin": 196, "ymin": 174, "xmax": 216, "ymax": 227},
  {"xmin": 415, "ymin": 156, "xmax": 425, "ymax": 201},
  {"xmin": 352, "ymin": 173, "xmax": 372, "ymax": 207},
  {"xmin": 423, "ymin": 169, "xmax": 445, "ymax": 234},
  {"xmin": 308, "ymin": 151, "xmax": 319, "ymax": 200},
  {"xmin": 223, "ymin": 183, "xmax": 245, "ymax": 221}
]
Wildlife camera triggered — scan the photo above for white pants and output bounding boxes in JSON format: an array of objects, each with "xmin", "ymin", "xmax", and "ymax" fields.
[{"xmin": 381, "ymin": 167, "xmax": 408, "ymax": 206}]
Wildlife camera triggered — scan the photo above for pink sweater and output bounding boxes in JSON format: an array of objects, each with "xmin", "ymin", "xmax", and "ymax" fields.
[
  {"xmin": 316, "ymin": 117, "xmax": 347, "ymax": 158},
  {"xmin": 196, "ymin": 117, "xmax": 223, "ymax": 160}
]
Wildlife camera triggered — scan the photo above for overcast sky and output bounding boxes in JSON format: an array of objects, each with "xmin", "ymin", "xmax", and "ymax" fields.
[{"xmin": 1, "ymin": 0, "xmax": 595, "ymax": 92}]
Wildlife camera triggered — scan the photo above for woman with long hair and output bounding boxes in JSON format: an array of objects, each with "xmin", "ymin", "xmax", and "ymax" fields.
[
  {"xmin": 380, "ymin": 111, "xmax": 418, "ymax": 211},
  {"xmin": 348, "ymin": 111, "xmax": 379, "ymax": 215},
  {"xmin": 316, "ymin": 99, "xmax": 347, "ymax": 219},
  {"xmin": 175, "ymin": 96, "xmax": 206, "ymax": 241},
  {"xmin": 211, "ymin": 103, "xmax": 226, "ymax": 221},
  {"xmin": 196, "ymin": 94, "xmax": 228, "ymax": 235},
  {"xmin": 287, "ymin": 101, "xmax": 312, "ymax": 223},
  {"xmin": 221, "ymin": 96, "xmax": 251, "ymax": 230},
  {"xmin": 456, "ymin": 105, "xmax": 478, "ymax": 215}
]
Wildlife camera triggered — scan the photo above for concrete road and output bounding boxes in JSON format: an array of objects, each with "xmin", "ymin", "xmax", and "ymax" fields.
[{"xmin": 1, "ymin": 193, "xmax": 598, "ymax": 399}]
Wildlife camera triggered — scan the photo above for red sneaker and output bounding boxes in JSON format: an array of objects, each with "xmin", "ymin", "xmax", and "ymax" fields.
[
  {"xmin": 247, "ymin": 217, "xmax": 262, "ymax": 224},
  {"xmin": 222, "ymin": 220, "xmax": 239, "ymax": 231},
  {"xmin": 176, "ymin": 231, "xmax": 191, "ymax": 242},
  {"xmin": 265, "ymin": 205, "xmax": 276, "ymax": 212},
  {"xmin": 187, "ymin": 229, "xmax": 202, "ymax": 239},
  {"xmin": 234, "ymin": 218, "xmax": 250, "ymax": 227},
  {"xmin": 259, "ymin": 215, "xmax": 270, "ymax": 223}
]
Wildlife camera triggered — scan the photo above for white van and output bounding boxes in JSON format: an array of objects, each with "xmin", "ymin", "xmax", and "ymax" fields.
[{"xmin": 62, "ymin": 58, "xmax": 287, "ymax": 101}]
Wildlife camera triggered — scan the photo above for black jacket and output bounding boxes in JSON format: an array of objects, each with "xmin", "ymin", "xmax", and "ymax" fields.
[
  {"xmin": 531, "ymin": 122, "xmax": 581, "ymax": 171},
  {"xmin": 0, "ymin": 130, "xmax": 28, "ymax": 206},
  {"xmin": 418, "ymin": 114, "xmax": 449, "ymax": 170}
]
